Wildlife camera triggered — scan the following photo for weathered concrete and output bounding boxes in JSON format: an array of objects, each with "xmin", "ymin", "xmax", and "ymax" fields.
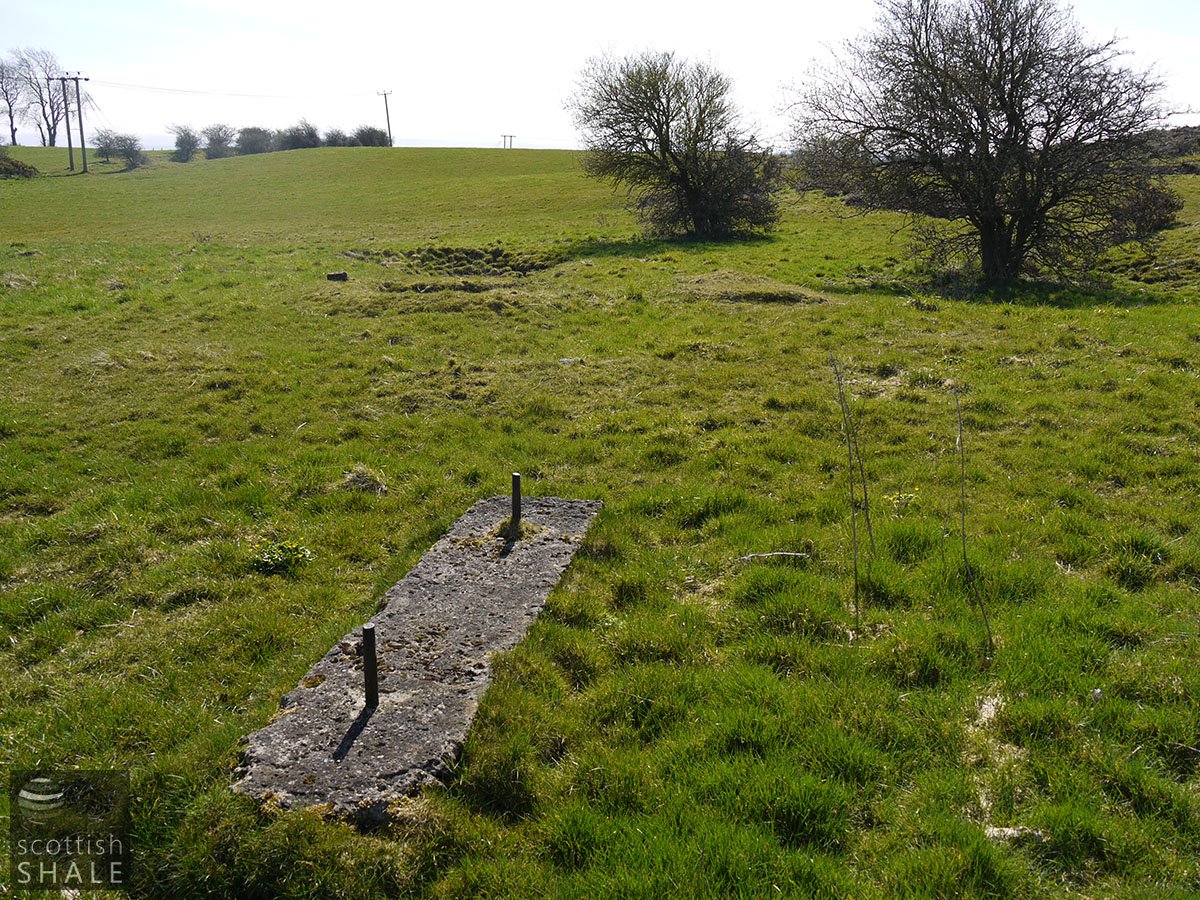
[{"xmin": 232, "ymin": 496, "xmax": 601, "ymax": 824}]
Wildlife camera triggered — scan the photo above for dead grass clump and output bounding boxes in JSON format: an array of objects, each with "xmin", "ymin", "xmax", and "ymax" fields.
[
  {"xmin": 335, "ymin": 464, "xmax": 388, "ymax": 496},
  {"xmin": 3, "ymin": 273, "xmax": 37, "ymax": 290}
]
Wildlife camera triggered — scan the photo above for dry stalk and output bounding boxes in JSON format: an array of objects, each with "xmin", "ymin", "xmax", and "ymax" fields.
[{"xmin": 831, "ymin": 355, "xmax": 861, "ymax": 632}]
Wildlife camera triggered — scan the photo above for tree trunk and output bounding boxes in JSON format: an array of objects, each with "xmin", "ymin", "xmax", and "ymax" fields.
[{"xmin": 978, "ymin": 222, "xmax": 1018, "ymax": 280}]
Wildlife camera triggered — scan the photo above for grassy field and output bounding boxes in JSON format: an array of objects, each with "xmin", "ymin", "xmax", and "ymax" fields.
[{"xmin": 2, "ymin": 145, "xmax": 1200, "ymax": 897}]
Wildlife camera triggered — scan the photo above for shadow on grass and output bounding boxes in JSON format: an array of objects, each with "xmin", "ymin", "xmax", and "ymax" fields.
[
  {"xmin": 937, "ymin": 276, "xmax": 1177, "ymax": 310},
  {"xmin": 816, "ymin": 270, "xmax": 1179, "ymax": 308}
]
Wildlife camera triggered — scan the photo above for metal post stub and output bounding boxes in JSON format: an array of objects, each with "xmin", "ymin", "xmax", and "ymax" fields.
[
  {"xmin": 362, "ymin": 623, "xmax": 379, "ymax": 709},
  {"xmin": 512, "ymin": 472, "xmax": 522, "ymax": 531}
]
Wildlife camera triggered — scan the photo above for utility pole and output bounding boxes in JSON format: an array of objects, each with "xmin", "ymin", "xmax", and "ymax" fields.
[
  {"xmin": 53, "ymin": 77, "xmax": 74, "ymax": 170},
  {"xmin": 71, "ymin": 74, "xmax": 88, "ymax": 172},
  {"xmin": 378, "ymin": 91, "xmax": 393, "ymax": 146},
  {"xmin": 502, "ymin": 134, "xmax": 514, "ymax": 149}
]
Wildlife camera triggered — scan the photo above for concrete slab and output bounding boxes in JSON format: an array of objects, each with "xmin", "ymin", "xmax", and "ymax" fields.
[{"xmin": 232, "ymin": 495, "xmax": 601, "ymax": 824}]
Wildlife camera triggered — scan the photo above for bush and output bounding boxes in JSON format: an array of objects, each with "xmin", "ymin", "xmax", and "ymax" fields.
[
  {"xmin": 235, "ymin": 126, "xmax": 274, "ymax": 155},
  {"xmin": 795, "ymin": 0, "xmax": 1177, "ymax": 280},
  {"xmin": 352, "ymin": 125, "xmax": 390, "ymax": 147},
  {"xmin": 92, "ymin": 128, "xmax": 120, "ymax": 163},
  {"xmin": 569, "ymin": 51, "xmax": 782, "ymax": 239},
  {"xmin": 0, "ymin": 147, "xmax": 38, "ymax": 179},
  {"xmin": 202, "ymin": 124, "xmax": 236, "ymax": 159},
  {"xmin": 276, "ymin": 119, "xmax": 321, "ymax": 151},
  {"xmin": 168, "ymin": 124, "xmax": 201, "ymax": 162},
  {"xmin": 112, "ymin": 133, "xmax": 147, "ymax": 169},
  {"xmin": 323, "ymin": 128, "xmax": 358, "ymax": 147}
]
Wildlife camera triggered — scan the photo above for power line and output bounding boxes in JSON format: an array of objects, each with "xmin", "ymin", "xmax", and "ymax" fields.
[
  {"xmin": 89, "ymin": 79, "xmax": 295, "ymax": 99},
  {"xmin": 90, "ymin": 79, "xmax": 374, "ymax": 101}
]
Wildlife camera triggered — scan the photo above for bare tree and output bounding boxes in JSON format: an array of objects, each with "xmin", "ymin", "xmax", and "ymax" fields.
[
  {"xmin": 569, "ymin": 51, "xmax": 782, "ymax": 240},
  {"xmin": 794, "ymin": 0, "xmax": 1180, "ymax": 281},
  {"xmin": 13, "ymin": 48, "xmax": 67, "ymax": 147},
  {"xmin": 0, "ymin": 56, "xmax": 26, "ymax": 145}
]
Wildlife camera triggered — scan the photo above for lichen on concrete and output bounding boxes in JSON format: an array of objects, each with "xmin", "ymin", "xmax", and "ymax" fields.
[{"xmin": 232, "ymin": 495, "xmax": 601, "ymax": 825}]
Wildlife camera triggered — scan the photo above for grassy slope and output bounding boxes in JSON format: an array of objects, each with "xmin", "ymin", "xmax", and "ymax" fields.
[{"xmin": 1, "ymin": 147, "xmax": 1199, "ymax": 897}]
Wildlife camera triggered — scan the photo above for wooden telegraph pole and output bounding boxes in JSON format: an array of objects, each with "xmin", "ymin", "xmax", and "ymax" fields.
[
  {"xmin": 48, "ymin": 77, "xmax": 74, "ymax": 169},
  {"xmin": 72, "ymin": 74, "xmax": 89, "ymax": 173},
  {"xmin": 378, "ymin": 91, "xmax": 393, "ymax": 146}
]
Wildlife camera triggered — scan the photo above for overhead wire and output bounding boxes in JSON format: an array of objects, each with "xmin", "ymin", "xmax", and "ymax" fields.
[{"xmin": 89, "ymin": 79, "xmax": 375, "ymax": 101}]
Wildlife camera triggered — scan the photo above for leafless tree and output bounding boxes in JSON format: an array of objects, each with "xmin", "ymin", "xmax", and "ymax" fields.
[
  {"xmin": 794, "ymin": 0, "xmax": 1180, "ymax": 281},
  {"xmin": 569, "ymin": 51, "xmax": 782, "ymax": 240},
  {"xmin": 0, "ymin": 56, "xmax": 27, "ymax": 145},
  {"xmin": 13, "ymin": 48, "xmax": 69, "ymax": 147}
]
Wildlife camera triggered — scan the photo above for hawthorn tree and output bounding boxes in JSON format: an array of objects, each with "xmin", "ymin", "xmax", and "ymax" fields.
[
  {"xmin": 202, "ymin": 123, "xmax": 236, "ymax": 159},
  {"xmin": 93, "ymin": 128, "xmax": 119, "ymax": 162},
  {"xmin": 236, "ymin": 126, "xmax": 274, "ymax": 155},
  {"xmin": 276, "ymin": 119, "xmax": 321, "ymax": 150},
  {"xmin": 569, "ymin": 51, "xmax": 782, "ymax": 240},
  {"xmin": 168, "ymin": 124, "xmax": 201, "ymax": 162},
  {"xmin": 352, "ymin": 125, "xmax": 390, "ymax": 147},
  {"xmin": 112, "ymin": 133, "xmax": 147, "ymax": 169},
  {"xmin": 794, "ymin": 0, "xmax": 1179, "ymax": 280}
]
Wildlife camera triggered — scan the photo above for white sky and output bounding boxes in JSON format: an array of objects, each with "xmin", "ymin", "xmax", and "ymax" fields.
[{"xmin": 3, "ymin": 0, "xmax": 1198, "ymax": 150}]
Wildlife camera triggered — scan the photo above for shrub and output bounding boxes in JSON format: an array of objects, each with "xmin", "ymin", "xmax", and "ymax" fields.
[
  {"xmin": 569, "ymin": 51, "xmax": 782, "ymax": 239},
  {"xmin": 168, "ymin": 124, "xmax": 201, "ymax": 162},
  {"xmin": 276, "ymin": 119, "xmax": 321, "ymax": 151},
  {"xmin": 323, "ymin": 128, "xmax": 358, "ymax": 147},
  {"xmin": 202, "ymin": 123, "xmax": 236, "ymax": 159},
  {"xmin": 111, "ymin": 133, "xmax": 148, "ymax": 169},
  {"xmin": 0, "ymin": 147, "xmax": 37, "ymax": 178},
  {"xmin": 352, "ymin": 125, "xmax": 390, "ymax": 147},
  {"xmin": 92, "ymin": 128, "xmax": 120, "ymax": 163},
  {"xmin": 235, "ymin": 126, "xmax": 274, "ymax": 155}
]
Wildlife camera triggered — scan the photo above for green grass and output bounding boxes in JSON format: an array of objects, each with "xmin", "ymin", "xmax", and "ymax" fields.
[{"xmin": 1, "ymin": 145, "xmax": 1199, "ymax": 896}]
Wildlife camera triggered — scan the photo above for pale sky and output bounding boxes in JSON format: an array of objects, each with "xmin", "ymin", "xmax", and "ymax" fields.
[{"xmin": 3, "ymin": 0, "xmax": 1198, "ymax": 150}]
